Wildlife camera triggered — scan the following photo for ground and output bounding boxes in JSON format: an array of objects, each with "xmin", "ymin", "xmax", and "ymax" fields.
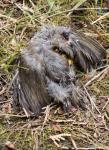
[{"xmin": 0, "ymin": 0, "xmax": 109, "ymax": 150}]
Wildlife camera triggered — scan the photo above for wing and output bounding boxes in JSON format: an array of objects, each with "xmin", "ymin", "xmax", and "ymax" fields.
[
  {"xmin": 57, "ymin": 29, "xmax": 106, "ymax": 72},
  {"xmin": 13, "ymin": 48, "xmax": 51, "ymax": 117},
  {"xmin": 69, "ymin": 31, "xmax": 106, "ymax": 72}
]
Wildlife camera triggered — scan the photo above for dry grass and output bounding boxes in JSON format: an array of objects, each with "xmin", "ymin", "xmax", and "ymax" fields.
[{"xmin": 0, "ymin": 0, "xmax": 109, "ymax": 149}]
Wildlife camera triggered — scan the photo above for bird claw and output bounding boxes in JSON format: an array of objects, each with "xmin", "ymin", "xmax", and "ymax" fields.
[
  {"xmin": 62, "ymin": 96, "xmax": 87, "ymax": 113},
  {"xmin": 62, "ymin": 99, "xmax": 73, "ymax": 113}
]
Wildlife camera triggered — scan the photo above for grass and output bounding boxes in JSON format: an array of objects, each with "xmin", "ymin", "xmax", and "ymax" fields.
[{"xmin": 0, "ymin": 0, "xmax": 109, "ymax": 149}]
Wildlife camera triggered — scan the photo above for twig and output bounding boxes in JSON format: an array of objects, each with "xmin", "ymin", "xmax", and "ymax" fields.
[
  {"xmin": 70, "ymin": 137, "xmax": 78, "ymax": 149},
  {"xmin": 31, "ymin": 130, "xmax": 39, "ymax": 150},
  {"xmin": 102, "ymin": 98, "xmax": 109, "ymax": 111},
  {"xmin": 83, "ymin": 86, "xmax": 101, "ymax": 114},
  {"xmin": 102, "ymin": 115, "xmax": 109, "ymax": 131},
  {"xmin": 0, "ymin": 113, "xmax": 27, "ymax": 118},
  {"xmin": 51, "ymin": 119, "xmax": 87, "ymax": 125},
  {"xmin": 91, "ymin": 12, "xmax": 109, "ymax": 24},
  {"xmin": 41, "ymin": 105, "xmax": 51, "ymax": 131},
  {"xmin": 85, "ymin": 66, "xmax": 109, "ymax": 87}
]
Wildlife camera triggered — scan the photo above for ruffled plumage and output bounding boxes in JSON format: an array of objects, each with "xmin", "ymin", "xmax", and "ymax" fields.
[{"xmin": 13, "ymin": 25, "xmax": 106, "ymax": 117}]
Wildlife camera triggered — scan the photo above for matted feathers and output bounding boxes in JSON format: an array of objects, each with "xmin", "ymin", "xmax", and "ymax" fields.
[{"xmin": 13, "ymin": 25, "xmax": 106, "ymax": 117}]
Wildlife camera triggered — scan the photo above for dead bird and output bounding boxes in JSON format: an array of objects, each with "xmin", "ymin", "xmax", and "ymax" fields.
[{"xmin": 13, "ymin": 25, "xmax": 106, "ymax": 117}]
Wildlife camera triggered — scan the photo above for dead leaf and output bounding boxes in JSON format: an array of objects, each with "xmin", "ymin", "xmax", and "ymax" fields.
[
  {"xmin": 2, "ymin": 102, "xmax": 12, "ymax": 113},
  {"xmin": 51, "ymin": 123, "xmax": 62, "ymax": 132}
]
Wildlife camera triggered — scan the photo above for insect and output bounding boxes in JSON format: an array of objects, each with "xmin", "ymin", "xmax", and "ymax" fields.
[{"xmin": 13, "ymin": 25, "xmax": 106, "ymax": 117}]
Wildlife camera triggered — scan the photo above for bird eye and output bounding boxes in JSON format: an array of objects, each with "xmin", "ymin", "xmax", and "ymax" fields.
[{"xmin": 61, "ymin": 31, "xmax": 69, "ymax": 41}]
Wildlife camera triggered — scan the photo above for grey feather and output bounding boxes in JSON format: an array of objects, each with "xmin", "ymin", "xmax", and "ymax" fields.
[{"xmin": 13, "ymin": 25, "xmax": 106, "ymax": 117}]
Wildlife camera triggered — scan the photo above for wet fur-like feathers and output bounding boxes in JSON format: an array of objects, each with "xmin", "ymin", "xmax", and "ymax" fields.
[{"xmin": 13, "ymin": 25, "xmax": 106, "ymax": 117}]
